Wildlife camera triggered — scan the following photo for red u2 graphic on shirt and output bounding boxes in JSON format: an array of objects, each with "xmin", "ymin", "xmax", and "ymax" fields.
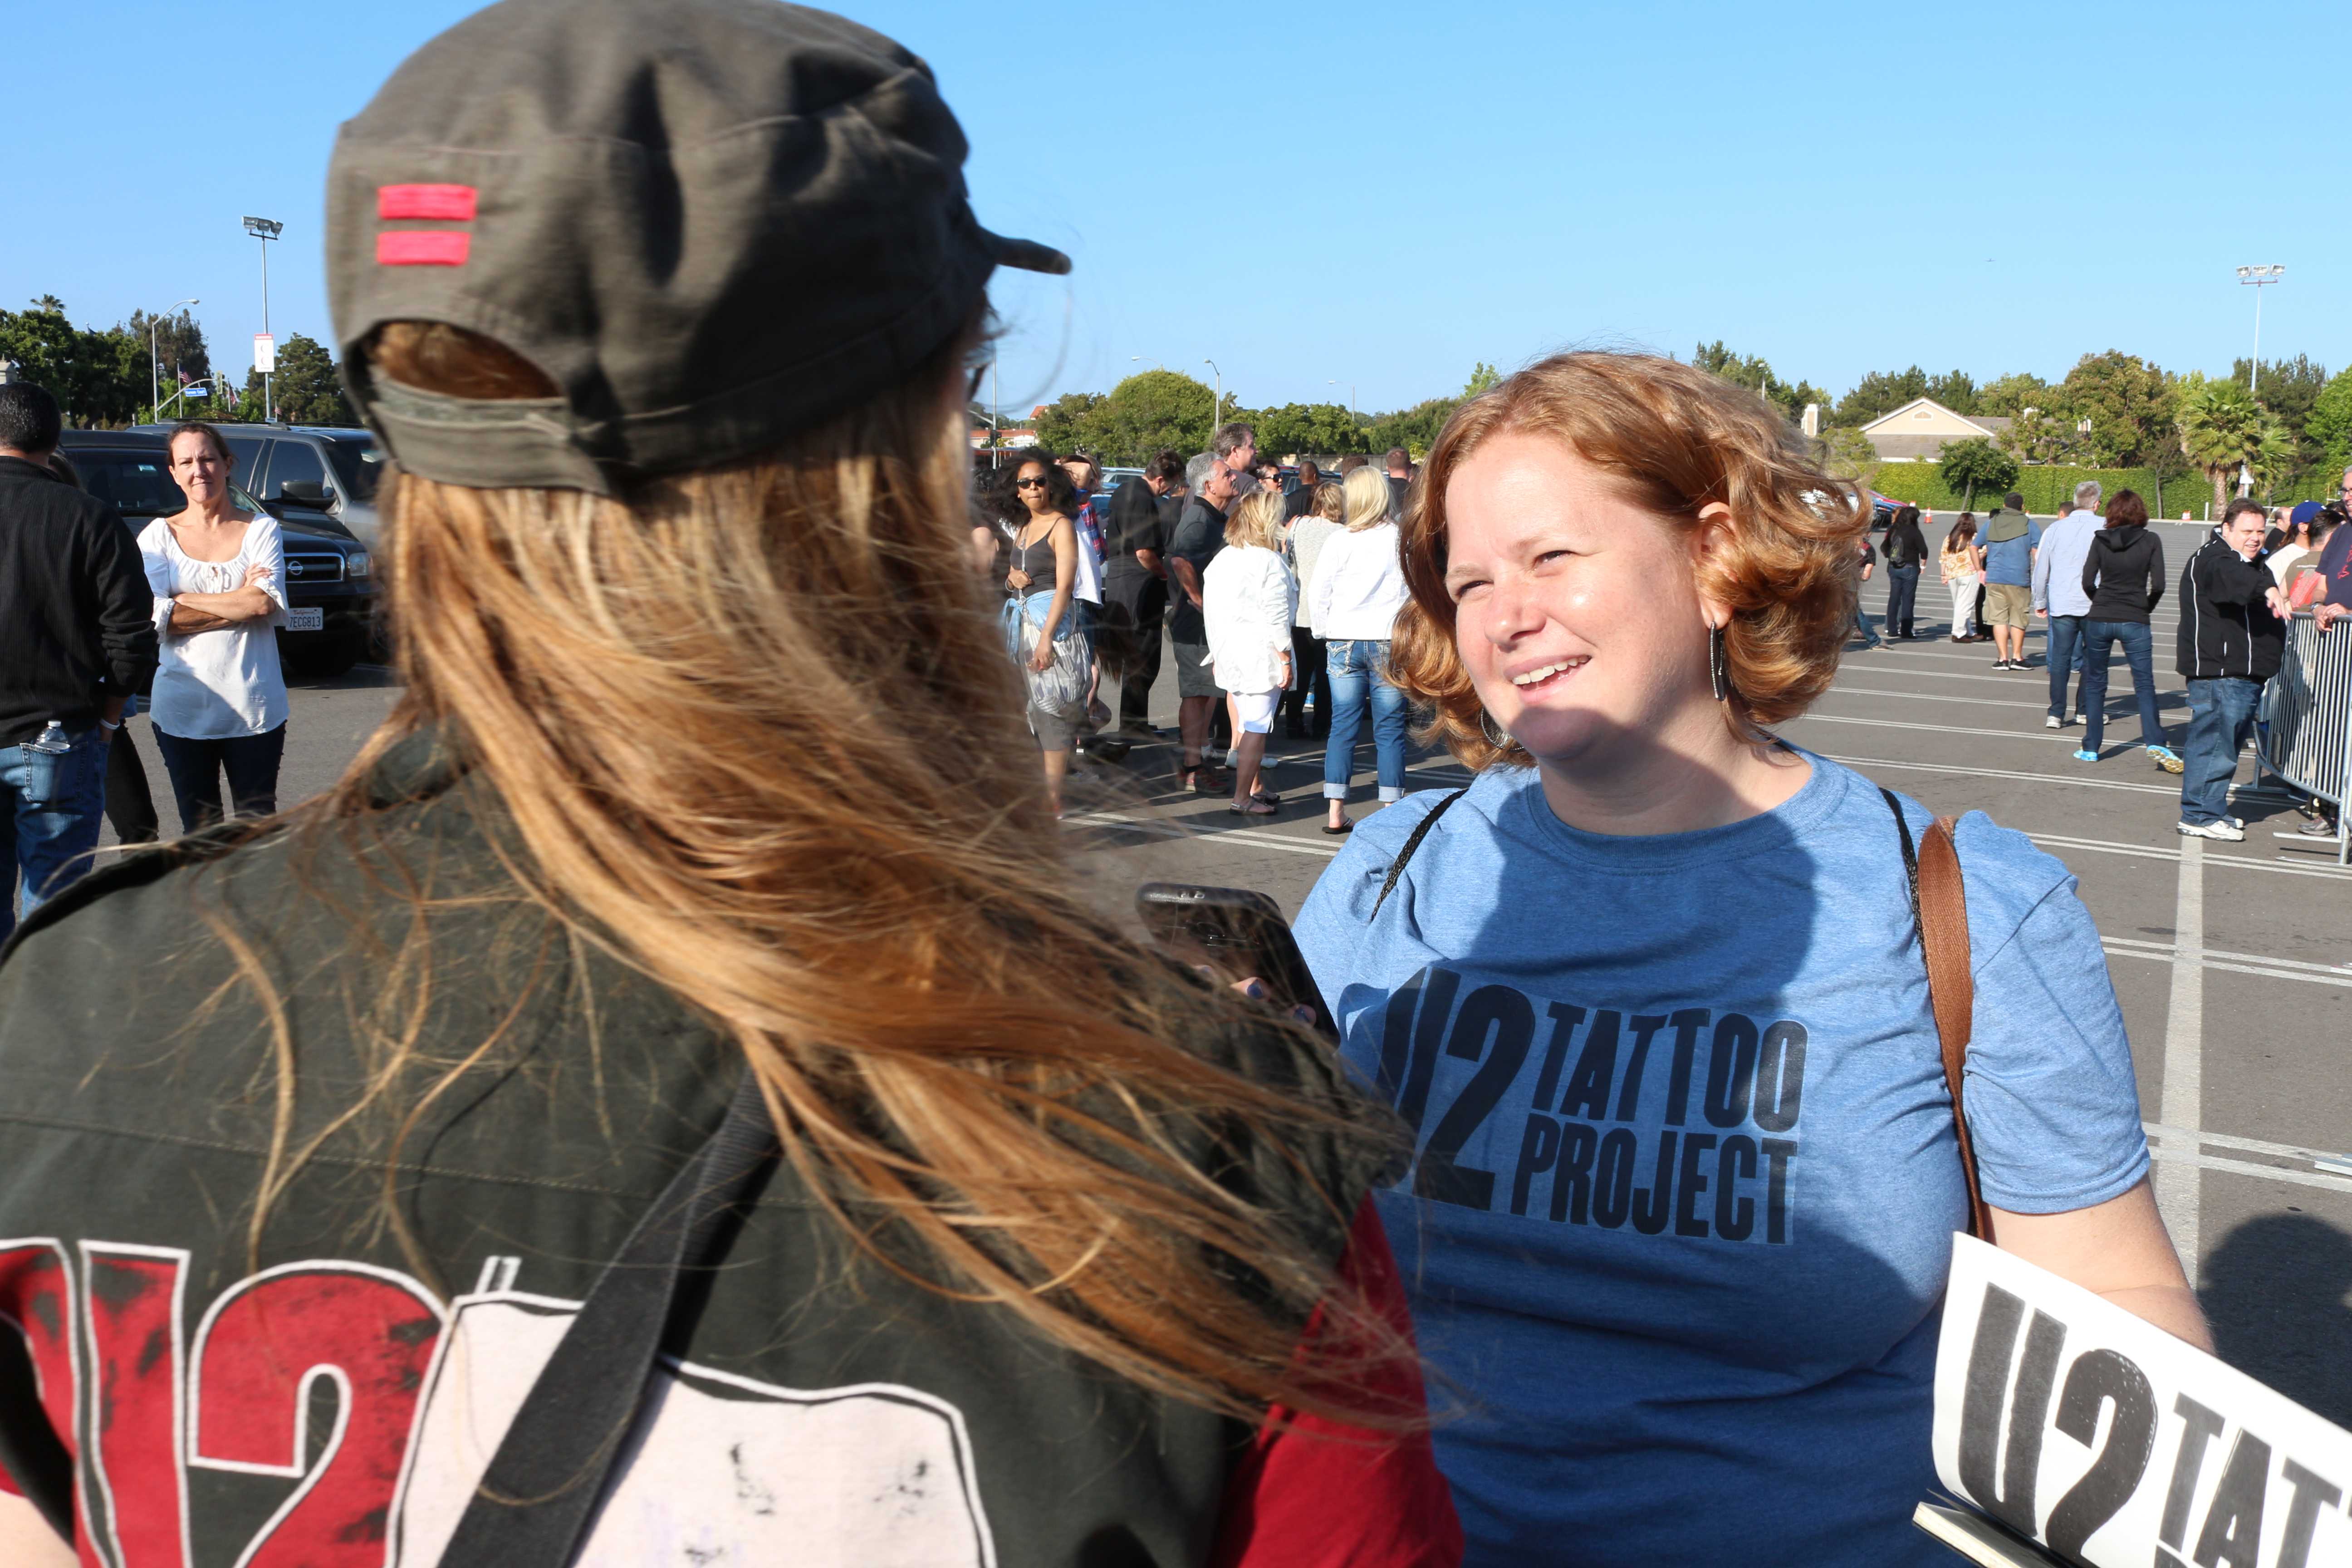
[
  {"xmin": 2, "ymin": 1243, "xmax": 446, "ymax": 1568},
  {"xmin": 185, "ymin": 1263, "xmax": 445, "ymax": 1568}
]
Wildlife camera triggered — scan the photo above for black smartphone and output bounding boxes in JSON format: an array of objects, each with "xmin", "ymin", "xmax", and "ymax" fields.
[{"xmin": 1135, "ymin": 882, "xmax": 1337, "ymax": 1040}]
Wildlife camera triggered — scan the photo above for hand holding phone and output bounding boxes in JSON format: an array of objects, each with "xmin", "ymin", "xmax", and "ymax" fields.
[{"xmin": 1135, "ymin": 883, "xmax": 1337, "ymax": 1040}]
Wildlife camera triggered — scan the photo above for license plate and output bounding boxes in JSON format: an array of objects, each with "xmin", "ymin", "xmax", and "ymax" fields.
[{"xmin": 286, "ymin": 608, "xmax": 324, "ymax": 632}]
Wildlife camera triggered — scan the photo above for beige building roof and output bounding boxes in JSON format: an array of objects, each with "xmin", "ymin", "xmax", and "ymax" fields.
[{"xmin": 1859, "ymin": 398, "xmax": 2012, "ymax": 462}]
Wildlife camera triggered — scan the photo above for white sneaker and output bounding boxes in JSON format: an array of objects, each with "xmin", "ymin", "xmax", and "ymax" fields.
[
  {"xmin": 2177, "ymin": 819, "xmax": 2245, "ymax": 841},
  {"xmin": 2044, "ymin": 714, "xmax": 2062, "ymax": 729}
]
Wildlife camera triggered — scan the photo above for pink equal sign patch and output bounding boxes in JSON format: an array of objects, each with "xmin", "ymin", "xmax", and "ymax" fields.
[
  {"xmin": 377, "ymin": 183, "xmax": 477, "ymax": 221},
  {"xmin": 377, "ymin": 231, "xmax": 471, "ymax": 266}
]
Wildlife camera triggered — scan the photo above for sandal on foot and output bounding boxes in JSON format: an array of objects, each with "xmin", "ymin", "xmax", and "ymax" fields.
[{"xmin": 1229, "ymin": 799, "xmax": 1278, "ymax": 816}]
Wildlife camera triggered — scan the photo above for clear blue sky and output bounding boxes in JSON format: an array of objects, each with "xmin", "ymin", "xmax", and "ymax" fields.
[{"xmin": 9, "ymin": 1, "xmax": 2345, "ymax": 419}]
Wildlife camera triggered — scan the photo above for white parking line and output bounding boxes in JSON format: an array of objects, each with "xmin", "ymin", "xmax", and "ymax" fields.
[
  {"xmin": 2157, "ymin": 835, "xmax": 2204, "ymax": 1272},
  {"xmin": 1821, "ymin": 751, "xmax": 2183, "ymax": 797},
  {"xmin": 2102, "ymin": 937, "xmax": 2352, "ymax": 990},
  {"xmin": 1068, "ymin": 809, "xmax": 1343, "ymax": 859},
  {"xmin": 1793, "ymin": 711, "xmax": 2138, "ymax": 745}
]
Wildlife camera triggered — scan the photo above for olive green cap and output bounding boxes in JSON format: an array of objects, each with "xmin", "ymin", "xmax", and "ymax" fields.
[{"xmin": 327, "ymin": 0, "xmax": 1067, "ymax": 495}]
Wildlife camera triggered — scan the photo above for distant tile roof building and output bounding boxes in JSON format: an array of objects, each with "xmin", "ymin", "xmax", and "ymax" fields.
[{"xmin": 1860, "ymin": 397, "xmax": 2014, "ymax": 462}]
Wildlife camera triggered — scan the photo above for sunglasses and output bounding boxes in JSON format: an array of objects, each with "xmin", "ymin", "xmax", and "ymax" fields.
[{"xmin": 1016, "ymin": 477, "xmax": 1048, "ymax": 489}]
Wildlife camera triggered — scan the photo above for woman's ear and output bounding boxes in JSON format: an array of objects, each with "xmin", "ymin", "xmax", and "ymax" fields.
[{"xmin": 1690, "ymin": 501, "xmax": 1737, "ymax": 631}]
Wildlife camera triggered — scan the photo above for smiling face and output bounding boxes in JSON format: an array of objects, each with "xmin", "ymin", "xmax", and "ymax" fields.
[
  {"xmin": 1441, "ymin": 432, "xmax": 1718, "ymax": 770},
  {"xmin": 168, "ymin": 430, "xmax": 230, "ymax": 508},
  {"xmin": 2222, "ymin": 510, "xmax": 2267, "ymax": 559}
]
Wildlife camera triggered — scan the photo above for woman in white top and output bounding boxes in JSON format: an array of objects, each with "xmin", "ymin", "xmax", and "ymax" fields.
[
  {"xmin": 1202, "ymin": 490, "xmax": 1295, "ymax": 816},
  {"xmin": 138, "ymin": 422, "xmax": 289, "ymax": 833},
  {"xmin": 1281, "ymin": 480, "xmax": 1345, "ymax": 740},
  {"xmin": 1307, "ymin": 464, "xmax": 1412, "ymax": 835}
]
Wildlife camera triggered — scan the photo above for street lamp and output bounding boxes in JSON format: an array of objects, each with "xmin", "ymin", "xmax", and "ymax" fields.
[
  {"xmin": 149, "ymin": 298, "xmax": 198, "ymax": 423},
  {"xmin": 1204, "ymin": 358, "xmax": 1222, "ymax": 433},
  {"xmin": 244, "ymin": 216, "xmax": 282, "ymax": 420},
  {"xmin": 1130, "ymin": 356, "xmax": 1165, "ymax": 372},
  {"xmin": 1327, "ymin": 379, "xmax": 1356, "ymax": 420},
  {"xmin": 2235, "ymin": 264, "xmax": 2284, "ymax": 395}
]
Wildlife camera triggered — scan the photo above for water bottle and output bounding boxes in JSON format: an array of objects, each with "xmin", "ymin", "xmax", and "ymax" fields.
[{"xmin": 21, "ymin": 721, "xmax": 68, "ymax": 809}]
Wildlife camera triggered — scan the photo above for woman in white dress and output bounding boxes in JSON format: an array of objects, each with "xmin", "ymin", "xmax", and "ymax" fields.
[
  {"xmin": 139, "ymin": 422, "xmax": 289, "ymax": 833},
  {"xmin": 1202, "ymin": 489, "xmax": 1295, "ymax": 816}
]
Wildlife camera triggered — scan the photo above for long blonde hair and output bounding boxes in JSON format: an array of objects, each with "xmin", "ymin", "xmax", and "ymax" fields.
[
  {"xmin": 233, "ymin": 319, "xmax": 1406, "ymax": 1425},
  {"xmin": 1341, "ymin": 464, "xmax": 1394, "ymax": 531},
  {"xmin": 1224, "ymin": 487, "xmax": 1286, "ymax": 550}
]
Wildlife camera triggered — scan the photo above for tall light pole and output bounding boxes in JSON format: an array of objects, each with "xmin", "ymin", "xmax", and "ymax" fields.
[
  {"xmin": 1327, "ymin": 378, "xmax": 1355, "ymax": 420},
  {"xmin": 1203, "ymin": 358, "xmax": 1222, "ymax": 434},
  {"xmin": 988, "ymin": 358, "xmax": 1000, "ymax": 469},
  {"xmin": 149, "ymin": 297, "xmax": 198, "ymax": 423},
  {"xmin": 244, "ymin": 216, "xmax": 282, "ymax": 420},
  {"xmin": 2235, "ymin": 264, "xmax": 2284, "ymax": 395},
  {"xmin": 1130, "ymin": 356, "xmax": 1165, "ymax": 372}
]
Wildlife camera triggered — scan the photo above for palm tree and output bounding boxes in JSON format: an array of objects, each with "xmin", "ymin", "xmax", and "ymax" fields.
[{"xmin": 2176, "ymin": 374, "xmax": 2291, "ymax": 513}]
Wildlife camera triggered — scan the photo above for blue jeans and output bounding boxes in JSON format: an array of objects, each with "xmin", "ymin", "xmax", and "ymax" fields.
[
  {"xmin": 1885, "ymin": 564, "xmax": 1920, "ymax": 636},
  {"xmin": 1853, "ymin": 601, "xmax": 1879, "ymax": 646},
  {"xmin": 1323, "ymin": 638, "xmax": 1409, "ymax": 802},
  {"xmin": 3, "ymin": 725, "xmax": 109, "ymax": 943},
  {"xmin": 2045, "ymin": 614, "xmax": 2087, "ymax": 718},
  {"xmin": 2180, "ymin": 677, "xmax": 2260, "ymax": 824},
  {"xmin": 2078, "ymin": 620, "xmax": 2165, "ymax": 755}
]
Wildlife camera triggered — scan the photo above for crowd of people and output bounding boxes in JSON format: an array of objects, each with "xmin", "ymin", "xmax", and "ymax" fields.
[
  {"xmin": 0, "ymin": 3, "xmax": 2348, "ymax": 1566},
  {"xmin": 974, "ymin": 424, "xmax": 1420, "ymax": 828},
  {"xmin": 1852, "ymin": 476, "xmax": 2352, "ymax": 842}
]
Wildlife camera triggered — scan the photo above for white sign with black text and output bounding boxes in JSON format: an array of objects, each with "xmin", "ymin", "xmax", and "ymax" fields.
[{"xmin": 1929, "ymin": 1233, "xmax": 2352, "ymax": 1568}]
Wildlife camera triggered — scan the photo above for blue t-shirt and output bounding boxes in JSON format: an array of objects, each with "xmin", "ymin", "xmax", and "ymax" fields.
[
  {"xmin": 1981, "ymin": 515, "xmax": 2043, "ymax": 585},
  {"xmin": 1294, "ymin": 755, "xmax": 2148, "ymax": 1568}
]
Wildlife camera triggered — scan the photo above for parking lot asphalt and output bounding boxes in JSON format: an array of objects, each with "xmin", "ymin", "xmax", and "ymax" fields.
[{"xmin": 104, "ymin": 513, "xmax": 2352, "ymax": 1420}]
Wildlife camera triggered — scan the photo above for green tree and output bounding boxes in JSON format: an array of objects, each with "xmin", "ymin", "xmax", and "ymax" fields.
[
  {"xmin": 2234, "ymin": 353, "xmax": 2330, "ymax": 485},
  {"xmin": 1924, "ymin": 371, "xmax": 1979, "ymax": 414},
  {"xmin": 1690, "ymin": 341, "xmax": 1826, "ymax": 424},
  {"xmin": 0, "ymin": 299, "xmax": 143, "ymax": 426},
  {"xmin": 125, "ymin": 307, "xmax": 211, "ymax": 390},
  {"xmin": 1362, "ymin": 397, "xmax": 1463, "ymax": 461},
  {"xmin": 1244, "ymin": 401, "xmax": 1364, "ymax": 460},
  {"xmin": 1463, "ymin": 361, "xmax": 1501, "ymax": 398},
  {"xmin": 1937, "ymin": 437, "xmax": 2017, "ymax": 511},
  {"xmin": 246, "ymin": 332, "xmax": 355, "ymax": 426},
  {"xmin": 2176, "ymin": 373, "xmax": 2291, "ymax": 512},
  {"xmin": 2305, "ymin": 366, "xmax": 2352, "ymax": 480},
  {"xmin": 1830, "ymin": 366, "xmax": 1930, "ymax": 427},
  {"xmin": 2058, "ymin": 351, "xmax": 2175, "ymax": 467},
  {"xmin": 1030, "ymin": 392, "xmax": 1107, "ymax": 456},
  {"xmin": 1976, "ymin": 372, "xmax": 2049, "ymax": 417}
]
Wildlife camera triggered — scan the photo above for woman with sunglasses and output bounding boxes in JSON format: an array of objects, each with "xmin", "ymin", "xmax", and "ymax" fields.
[{"xmin": 1000, "ymin": 456, "xmax": 1086, "ymax": 814}]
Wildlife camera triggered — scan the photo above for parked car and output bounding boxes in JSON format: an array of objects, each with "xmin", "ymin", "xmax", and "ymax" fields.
[
  {"xmin": 59, "ymin": 429, "xmax": 378, "ymax": 677},
  {"xmin": 132, "ymin": 421, "xmax": 383, "ymax": 549}
]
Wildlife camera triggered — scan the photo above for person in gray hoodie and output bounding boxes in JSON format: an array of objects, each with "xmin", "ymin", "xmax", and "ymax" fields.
[{"xmin": 2075, "ymin": 489, "xmax": 2183, "ymax": 772}]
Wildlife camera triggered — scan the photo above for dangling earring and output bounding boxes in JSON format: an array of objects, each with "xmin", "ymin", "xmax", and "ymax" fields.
[
  {"xmin": 1709, "ymin": 622, "xmax": 1735, "ymax": 704},
  {"xmin": 1480, "ymin": 709, "xmax": 1513, "ymax": 750}
]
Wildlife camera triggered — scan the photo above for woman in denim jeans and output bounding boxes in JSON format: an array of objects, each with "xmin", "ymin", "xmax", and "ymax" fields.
[
  {"xmin": 1308, "ymin": 466, "xmax": 1412, "ymax": 835},
  {"xmin": 2074, "ymin": 490, "xmax": 2182, "ymax": 773}
]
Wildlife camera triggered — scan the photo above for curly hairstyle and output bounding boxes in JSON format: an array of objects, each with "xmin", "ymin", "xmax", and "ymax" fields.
[
  {"xmin": 1390, "ymin": 350, "xmax": 1868, "ymax": 769},
  {"xmin": 1014, "ymin": 452, "xmax": 1081, "ymax": 517}
]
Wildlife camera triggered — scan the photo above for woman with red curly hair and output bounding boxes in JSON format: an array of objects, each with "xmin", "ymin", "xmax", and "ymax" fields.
[{"xmin": 1294, "ymin": 351, "xmax": 2205, "ymax": 1567}]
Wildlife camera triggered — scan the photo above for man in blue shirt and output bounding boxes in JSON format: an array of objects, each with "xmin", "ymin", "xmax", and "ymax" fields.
[
  {"xmin": 1977, "ymin": 490, "xmax": 2042, "ymax": 670},
  {"xmin": 2032, "ymin": 485, "xmax": 2102, "ymax": 724}
]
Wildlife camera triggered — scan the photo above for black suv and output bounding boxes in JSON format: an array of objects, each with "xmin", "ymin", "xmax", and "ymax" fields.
[{"xmin": 57, "ymin": 430, "xmax": 378, "ymax": 676}]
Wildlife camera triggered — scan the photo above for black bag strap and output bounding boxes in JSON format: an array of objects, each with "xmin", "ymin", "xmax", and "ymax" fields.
[
  {"xmin": 1368, "ymin": 789, "xmax": 1468, "ymax": 922},
  {"xmin": 440, "ymin": 1069, "xmax": 782, "ymax": 1565}
]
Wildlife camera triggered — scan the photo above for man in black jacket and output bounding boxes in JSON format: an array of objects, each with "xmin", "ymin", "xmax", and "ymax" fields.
[
  {"xmin": 1096, "ymin": 451, "xmax": 1181, "ymax": 735},
  {"xmin": 2175, "ymin": 499, "xmax": 2287, "ymax": 840},
  {"xmin": 0, "ymin": 382, "xmax": 158, "ymax": 937}
]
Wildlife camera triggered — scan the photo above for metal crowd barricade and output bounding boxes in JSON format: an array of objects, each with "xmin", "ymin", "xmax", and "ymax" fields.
[{"xmin": 2258, "ymin": 612, "xmax": 2352, "ymax": 866}]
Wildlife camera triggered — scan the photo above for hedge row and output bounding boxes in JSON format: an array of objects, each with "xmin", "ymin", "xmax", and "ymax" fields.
[{"xmin": 1867, "ymin": 463, "xmax": 2214, "ymax": 518}]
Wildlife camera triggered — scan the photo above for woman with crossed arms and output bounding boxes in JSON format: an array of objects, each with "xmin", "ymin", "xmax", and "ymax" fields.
[{"xmin": 1294, "ymin": 351, "xmax": 2206, "ymax": 1567}]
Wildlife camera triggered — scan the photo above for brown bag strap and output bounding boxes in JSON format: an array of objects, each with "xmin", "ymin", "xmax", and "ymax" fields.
[{"xmin": 1882, "ymin": 788, "xmax": 1994, "ymax": 1241}]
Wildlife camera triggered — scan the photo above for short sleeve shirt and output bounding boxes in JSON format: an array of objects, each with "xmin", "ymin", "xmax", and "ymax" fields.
[
  {"xmin": 1166, "ymin": 500, "xmax": 1227, "ymax": 643},
  {"xmin": 137, "ymin": 515, "xmax": 289, "ymax": 739},
  {"xmin": 1103, "ymin": 478, "xmax": 1165, "ymax": 577},
  {"xmin": 2315, "ymin": 524, "xmax": 2352, "ymax": 608},
  {"xmin": 1981, "ymin": 515, "xmax": 2043, "ymax": 586},
  {"xmin": 1293, "ymin": 755, "xmax": 2148, "ymax": 1567}
]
